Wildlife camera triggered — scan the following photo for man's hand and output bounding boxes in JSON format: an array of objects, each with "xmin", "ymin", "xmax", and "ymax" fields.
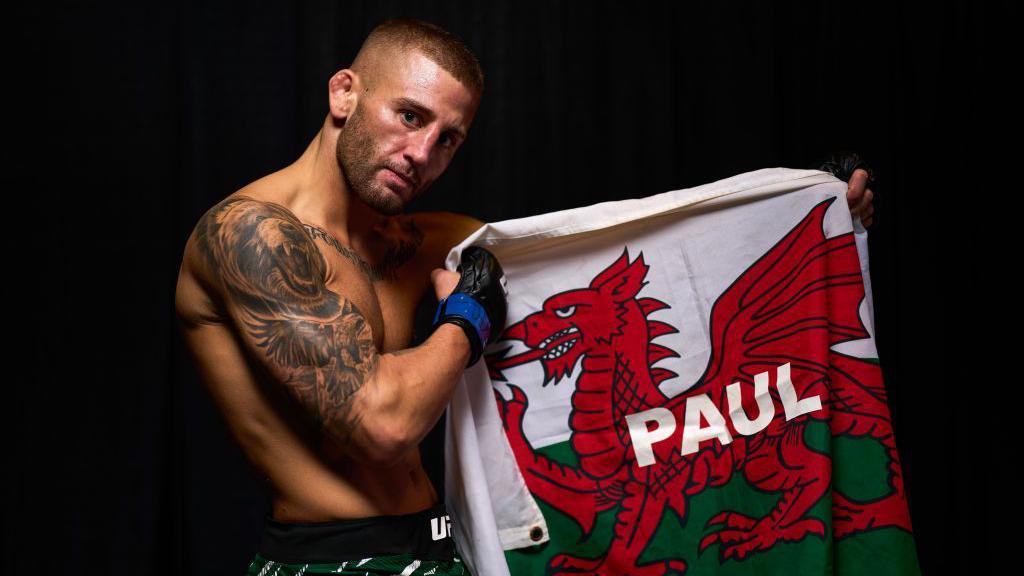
[
  {"xmin": 431, "ymin": 268, "xmax": 460, "ymax": 301},
  {"xmin": 814, "ymin": 151, "xmax": 877, "ymax": 229},
  {"xmin": 846, "ymin": 168, "xmax": 875, "ymax": 228},
  {"xmin": 432, "ymin": 247, "xmax": 509, "ymax": 367}
]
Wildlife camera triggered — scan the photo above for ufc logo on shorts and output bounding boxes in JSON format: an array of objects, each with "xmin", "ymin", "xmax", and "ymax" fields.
[{"xmin": 430, "ymin": 514, "xmax": 452, "ymax": 541}]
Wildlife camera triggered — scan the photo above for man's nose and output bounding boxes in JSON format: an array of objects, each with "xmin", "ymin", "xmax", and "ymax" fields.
[{"xmin": 404, "ymin": 126, "xmax": 441, "ymax": 169}]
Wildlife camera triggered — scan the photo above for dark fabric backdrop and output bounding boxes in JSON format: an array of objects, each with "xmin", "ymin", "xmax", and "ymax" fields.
[{"xmin": 10, "ymin": 1, "xmax": 1008, "ymax": 574}]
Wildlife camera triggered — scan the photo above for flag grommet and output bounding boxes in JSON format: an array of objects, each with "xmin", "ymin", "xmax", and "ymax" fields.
[{"xmin": 529, "ymin": 526, "xmax": 544, "ymax": 542}]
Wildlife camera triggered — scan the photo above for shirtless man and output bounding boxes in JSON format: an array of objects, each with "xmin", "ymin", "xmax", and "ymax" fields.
[
  {"xmin": 175, "ymin": 17, "xmax": 878, "ymax": 576},
  {"xmin": 175, "ymin": 19, "xmax": 502, "ymax": 575}
]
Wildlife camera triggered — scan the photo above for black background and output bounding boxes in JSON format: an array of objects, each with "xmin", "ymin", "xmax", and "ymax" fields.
[{"xmin": 9, "ymin": 1, "xmax": 1008, "ymax": 574}]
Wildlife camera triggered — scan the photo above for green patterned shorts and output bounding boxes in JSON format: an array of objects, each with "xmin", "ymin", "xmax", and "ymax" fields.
[
  {"xmin": 246, "ymin": 503, "xmax": 468, "ymax": 576},
  {"xmin": 246, "ymin": 551, "xmax": 466, "ymax": 575}
]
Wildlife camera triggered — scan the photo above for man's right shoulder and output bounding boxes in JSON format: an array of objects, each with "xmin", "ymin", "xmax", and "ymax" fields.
[
  {"xmin": 185, "ymin": 193, "xmax": 306, "ymax": 268},
  {"xmin": 177, "ymin": 194, "xmax": 309, "ymax": 325}
]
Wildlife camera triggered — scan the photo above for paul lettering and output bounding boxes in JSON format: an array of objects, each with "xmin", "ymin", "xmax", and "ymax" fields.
[{"xmin": 625, "ymin": 363, "xmax": 821, "ymax": 468}]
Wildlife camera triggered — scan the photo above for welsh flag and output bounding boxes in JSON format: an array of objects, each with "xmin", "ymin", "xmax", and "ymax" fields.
[{"xmin": 443, "ymin": 168, "xmax": 920, "ymax": 576}]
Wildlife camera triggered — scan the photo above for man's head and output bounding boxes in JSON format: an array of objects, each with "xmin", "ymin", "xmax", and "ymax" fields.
[{"xmin": 329, "ymin": 19, "xmax": 484, "ymax": 216}]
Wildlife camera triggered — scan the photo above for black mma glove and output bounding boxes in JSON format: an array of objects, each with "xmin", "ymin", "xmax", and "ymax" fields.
[
  {"xmin": 812, "ymin": 150, "xmax": 876, "ymax": 187},
  {"xmin": 431, "ymin": 246, "xmax": 509, "ymax": 367}
]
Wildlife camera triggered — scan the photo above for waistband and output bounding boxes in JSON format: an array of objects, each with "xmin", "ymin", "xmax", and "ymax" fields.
[{"xmin": 258, "ymin": 502, "xmax": 456, "ymax": 564}]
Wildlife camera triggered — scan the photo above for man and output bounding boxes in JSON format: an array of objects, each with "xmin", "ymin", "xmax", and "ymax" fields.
[
  {"xmin": 175, "ymin": 18, "xmax": 876, "ymax": 575},
  {"xmin": 176, "ymin": 19, "xmax": 502, "ymax": 575}
]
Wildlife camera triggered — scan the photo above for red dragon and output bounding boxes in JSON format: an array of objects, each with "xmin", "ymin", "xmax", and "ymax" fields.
[{"xmin": 488, "ymin": 198, "xmax": 912, "ymax": 575}]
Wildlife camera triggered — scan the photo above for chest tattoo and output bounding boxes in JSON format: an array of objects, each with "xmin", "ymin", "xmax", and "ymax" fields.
[{"xmin": 301, "ymin": 219, "xmax": 425, "ymax": 283}]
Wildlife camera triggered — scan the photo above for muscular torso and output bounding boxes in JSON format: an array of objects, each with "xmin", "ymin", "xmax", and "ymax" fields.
[{"xmin": 175, "ymin": 171, "xmax": 481, "ymax": 522}]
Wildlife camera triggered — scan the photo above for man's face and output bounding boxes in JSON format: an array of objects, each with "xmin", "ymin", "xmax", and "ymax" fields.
[{"xmin": 336, "ymin": 50, "xmax": 477, "ymax": 216}]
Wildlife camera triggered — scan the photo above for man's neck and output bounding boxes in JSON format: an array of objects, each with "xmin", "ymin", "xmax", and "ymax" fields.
[{"xmin": 288, "ymin": 124, "xmax": 387, "ymax": 251}]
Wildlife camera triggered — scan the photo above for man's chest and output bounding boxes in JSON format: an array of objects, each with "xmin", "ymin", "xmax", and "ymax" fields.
[{"xmin": 307, "ymin": 219, "xmax": 448, "ymax": 354}]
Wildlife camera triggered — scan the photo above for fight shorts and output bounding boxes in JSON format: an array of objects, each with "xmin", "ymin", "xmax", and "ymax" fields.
[{"xmin": 246, "ymin": 502, "xmax": 467, "ymax": 575}]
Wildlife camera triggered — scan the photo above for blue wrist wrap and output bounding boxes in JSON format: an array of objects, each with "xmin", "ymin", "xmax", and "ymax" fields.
[{"xmin": 433, "ymin": 292, "xmax": 492, "ymax": 346}]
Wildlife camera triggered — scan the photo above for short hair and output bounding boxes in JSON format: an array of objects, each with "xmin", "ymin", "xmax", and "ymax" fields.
[{"xmin": 352, "ymin": 18, "xmax": 484, "ymax": 100}]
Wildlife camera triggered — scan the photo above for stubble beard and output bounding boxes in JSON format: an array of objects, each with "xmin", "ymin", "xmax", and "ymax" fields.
[{"xmin": 335, "ymin": 107, "xmax": 405, "ymax": 216}]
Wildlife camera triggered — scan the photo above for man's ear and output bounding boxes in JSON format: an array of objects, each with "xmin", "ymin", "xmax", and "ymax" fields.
[{"xmin": 328, "ymin": 69, "xmax": 359, "ymax": 121}]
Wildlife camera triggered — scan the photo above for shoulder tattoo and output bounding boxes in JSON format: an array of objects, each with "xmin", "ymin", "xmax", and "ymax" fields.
[{"xmin": 193, "ymin": 195, "xmax": 378, "ymax": 446}]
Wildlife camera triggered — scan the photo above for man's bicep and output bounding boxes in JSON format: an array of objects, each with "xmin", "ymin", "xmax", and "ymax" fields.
[{"xmin": 193, "ymin": 196, "xmax": 380, "ymax": 447}]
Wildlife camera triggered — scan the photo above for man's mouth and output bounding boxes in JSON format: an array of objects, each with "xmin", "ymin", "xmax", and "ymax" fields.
[{"xmin": 383, "ymin": 167, "xmax": 416, "ymax": 191}]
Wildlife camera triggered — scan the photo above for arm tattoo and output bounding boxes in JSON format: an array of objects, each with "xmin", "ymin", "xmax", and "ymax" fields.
[{"xmin": 194, "ymin": 195, "xmax": 378, "ymax": 446}]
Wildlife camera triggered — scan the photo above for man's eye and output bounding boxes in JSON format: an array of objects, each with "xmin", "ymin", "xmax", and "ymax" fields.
[{"xmin": 401, "ymin": 111, "xmax": 418, "ymax": 125}]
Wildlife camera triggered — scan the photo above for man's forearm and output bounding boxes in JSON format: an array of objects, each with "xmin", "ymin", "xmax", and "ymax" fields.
[
  {"xmin": 349, "ymin": 246, "xmax": 506, "ymax": 464},
  {"xmin": 362, "ymin": 322, "xmax": 472, "ymax": 460}
]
